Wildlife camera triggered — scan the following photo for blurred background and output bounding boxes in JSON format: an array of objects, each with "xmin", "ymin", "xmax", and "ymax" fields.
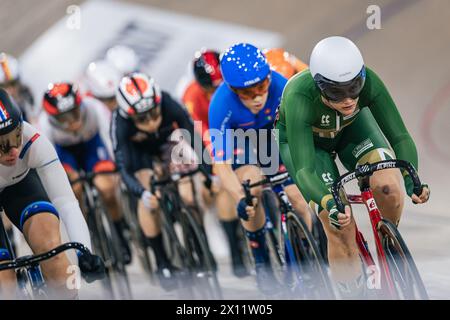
[{"xmin": 1, "ymin": 0, "xmax": 450, "ymax": 299}]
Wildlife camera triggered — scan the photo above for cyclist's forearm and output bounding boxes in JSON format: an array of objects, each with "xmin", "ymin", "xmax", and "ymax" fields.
[
  {"xmin": 36, "ymin": 160, "xmax": 92, "ymax": 250},
  {"xmin": 214, "ymin": 163, "xmax": 244, "ymax": 203},
  {"xmin": 390, "ymin": 134, "xmax": 418, "ymax": 170},
  {"xmin": 296, "ymin": 167, "xmax": 335, "ymax": 211},
  {"xmin": 391, "ymin": 135, "xmax": 419, "ymax": 196},
  {"xmin": 119, "ymin": 167, "xmax": 146, "ymax": 198}
]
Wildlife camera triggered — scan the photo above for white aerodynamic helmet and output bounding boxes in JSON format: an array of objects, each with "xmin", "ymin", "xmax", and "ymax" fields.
[
  {"xmin": 116, "ymin": 72, "xmax": 162, "ymax": 120},
  {"xmin": 85, "ymin": 60, "xmax": 121, "ymax": 99},
  {"xmin": 106, "ymin": 45, "xmax": 139, "ymax": 76},
  {"xmin": 0, "ymin": 53, "xmax": 20, "ymax": 84},
  {"xmin": 309, "ymin": 36, "xmax": 366, "ymax": 101}
]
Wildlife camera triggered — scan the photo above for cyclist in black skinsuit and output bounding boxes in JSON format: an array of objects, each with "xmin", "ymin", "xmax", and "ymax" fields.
[{"xmin": 111, "ymin": 72, "xmax": 213, "ymax": 290}]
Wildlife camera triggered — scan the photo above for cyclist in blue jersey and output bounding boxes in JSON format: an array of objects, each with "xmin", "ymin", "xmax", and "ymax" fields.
[{"xmin": 208, "ymin": 43, "xmax": 311, "ymax": 295}]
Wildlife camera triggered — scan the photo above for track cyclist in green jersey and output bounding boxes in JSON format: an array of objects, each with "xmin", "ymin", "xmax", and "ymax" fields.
[{"xmin": 276, "ymin": 36, "xmax": 430, "ymax": 299}]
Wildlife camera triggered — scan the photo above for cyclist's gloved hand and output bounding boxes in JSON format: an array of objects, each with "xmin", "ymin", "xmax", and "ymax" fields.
[
  {"xmin": 411, "ymin": 183, "xmax": 430, "ymax": 204},
  {"xmin": 203, "ymin": 175, "xmax": 212, "ymax": 190},
  {"xmin": 237, "ymin": 197, "xmax": 257, "ymax": 221},
  {"xmin": 141, "ymin": 190, "xmax": 158, "ymax": 210},
  {"xmin": 78, "ymin": 252, "xmax": 105, "ymax": 283},
  {"xmin": 328, "ymin": 205, "xmax": 352, "ymax": 230}
]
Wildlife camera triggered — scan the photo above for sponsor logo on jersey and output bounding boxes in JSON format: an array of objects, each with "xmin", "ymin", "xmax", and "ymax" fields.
[
  {"xmin": 238, "ymin": 121, "xmax": 256, "ymax": 127},
  {"xmin": 352, "ymin": 138, "xmax": 374, "ymax": 158},
  {"xmin": 321, "ymin": 114, "xmax": 331, "ymax": 126},
  {"xmin": 322, "ymin": 172, "xmax": 334, "ymax": 184}
]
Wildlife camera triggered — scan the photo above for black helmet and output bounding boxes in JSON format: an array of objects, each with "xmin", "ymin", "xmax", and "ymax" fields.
[{"xmin": 193, "ymin": 49, "xmax": 223, "ymax": 89}]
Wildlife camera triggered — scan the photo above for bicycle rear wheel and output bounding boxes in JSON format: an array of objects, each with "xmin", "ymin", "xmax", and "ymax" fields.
[
  {"xmin": 378, "ymin": 219, "xmax": 429, "ymax": 300},
  {"xmin": 286, "ymin": 211, "xmax": 335, "ymax": 299}
]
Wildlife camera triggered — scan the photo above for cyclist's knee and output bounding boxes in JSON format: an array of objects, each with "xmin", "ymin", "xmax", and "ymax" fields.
[
  {"xmin": 31, "ymin": 232, "xmax": 62, "ymax": 256},
  {"xmin": 21, "ymin": 205, "xmax": 61, "ymax": 253},
  {"xmin": 371, "ymin": 170, "xmax": 403, "ymax": 207},
  {"xmin": 94, "ymin": 175, "xmax": 118, "ymax": 202},
  {"xmin": 21, "ymin": 202, "xmax": 59, "ymax": 233}
]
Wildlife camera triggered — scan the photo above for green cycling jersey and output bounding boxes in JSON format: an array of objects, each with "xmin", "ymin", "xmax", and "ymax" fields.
[{"xmin": 276, "ymin": 67, "xmax": 418, "ymax": 212}]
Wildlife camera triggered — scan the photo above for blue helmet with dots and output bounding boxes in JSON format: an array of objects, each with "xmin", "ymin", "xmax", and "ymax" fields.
[{"xmin": 220, "ymin": 43, "xmax": 270, "ymax": 89}]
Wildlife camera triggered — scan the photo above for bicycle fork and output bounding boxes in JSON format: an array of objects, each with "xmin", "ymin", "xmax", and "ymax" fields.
[
  {"xmin": 276, "ymin": 191, "xmax": 305, "ymax": 289},
  {"xmin": 360, "ymin": 187, "xmax": 397, "ymax": 299}
]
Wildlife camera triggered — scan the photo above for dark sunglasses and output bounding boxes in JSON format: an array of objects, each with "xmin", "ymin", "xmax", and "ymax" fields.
[
  {"xmin": 53, "ymin": 107, "xmax": 81, "ymax": 123},
  {"xmin": 315, "ymin": 67, "xmax": 366, "ymax": 102},
  {"xmin": 132, "ymin": 106, "xmax": 161, "ymax": 124},
  {"xmin": 0, "ymin": 79, "xmax": 19, "ymax": 89}
]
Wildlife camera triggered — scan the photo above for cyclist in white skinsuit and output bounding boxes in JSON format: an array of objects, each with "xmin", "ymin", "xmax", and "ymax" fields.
[
  {"xmin": 0, "ymin": 89, "xmax": 103, "ymax": 299},
  {"xmin": 39, "ymin": 82, "xmax": 131, "ymax": 264}
]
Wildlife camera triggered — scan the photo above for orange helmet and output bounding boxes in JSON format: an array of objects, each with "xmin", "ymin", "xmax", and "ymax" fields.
[{"xmin": 263, "ymin": 48, "xmax": 308, "ymax": 79}]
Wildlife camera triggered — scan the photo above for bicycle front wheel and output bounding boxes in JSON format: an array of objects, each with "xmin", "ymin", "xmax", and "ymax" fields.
[
  {"xmin": 378, "ymin": 219, "xmax": 429, "ymax": 300},
  {"xmin": 286, "ymin": 211, "xmax": 335, "ymax": 299},
  {"xmin": 181, "ymin": 206, "xmax": 223, "ymax": 300},
  {"xmin": 93, "ymin": 198, "xmax": 133, "ymax": 299}
]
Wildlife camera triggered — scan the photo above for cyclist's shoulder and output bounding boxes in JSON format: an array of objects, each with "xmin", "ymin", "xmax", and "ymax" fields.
[
  {"xmin": 271, "ymin": 70, "xmax": 288, "ymax": 87},
  {"xmin": 21, "ymin": 122, "xmax": 55, "ymax": 162},
  {"xmin": 161, "ymin": 90, "xmax": 184, "ymax": 115},
  {"xmin": 283, "ymin": 69, "xmax": 316, "ymax": 96},
  {"xmin": 209, "ymin": 83, "xmax": 238, "ymax": 115},
  {"xmin": 281, "ymin": 70, "xmax": 319, "ymax": 117},
  {"xmin": 22, "ymin": 121, "xmax": 40, "ymax": 140},
  {"xmin": 111, "ymin": 108, "xmax": 129, "ymax": 126},
  {"xmin": 359, "ymin": 66, "xmax": 387, "ymax": 99}
]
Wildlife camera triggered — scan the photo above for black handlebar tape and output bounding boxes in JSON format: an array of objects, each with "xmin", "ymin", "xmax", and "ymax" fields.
[
  {"xmin": 331, "ymin": 160, "xmax": 423, "ymax": 213},
  {"xmin": 242, "ymin": 180, "xmax": 254, "ymax": 206}
]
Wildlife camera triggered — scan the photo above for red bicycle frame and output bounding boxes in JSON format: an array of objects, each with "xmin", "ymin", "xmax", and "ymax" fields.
[
  {"xmin": 347, "ymin": 191, "xmax": 397, "ymax": 298},
  {"xmin": 331, "ymin": 160, "xmax": 424, "ymax": 299}
]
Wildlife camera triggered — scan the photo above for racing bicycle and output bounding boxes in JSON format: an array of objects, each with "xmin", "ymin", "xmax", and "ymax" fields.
[
  {"xmin": 331, "ymin": 159, "xmax": 429, "ymax": 300},
  {"xmin": 71, "ymin": 170, "xmax": 132, "ymax": 299},
  {"xmin": 150, "ymin": 167, "xmax": 223, "ymax": 299},
  {"xmin": 242, "ymin": 172, "xmax": 335, "ymax": 299},
  {"xmin": 0, "ymin": 239, "xmax": 101, "ymax": 300}
]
